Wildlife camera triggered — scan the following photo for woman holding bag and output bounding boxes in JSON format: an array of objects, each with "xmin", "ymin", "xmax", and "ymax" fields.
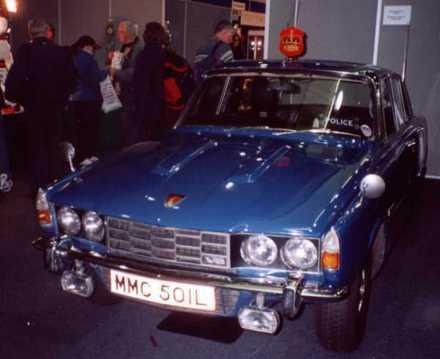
[{"xmin": 70, "ymin": 35, "xmax": 107, "ymax": 163}]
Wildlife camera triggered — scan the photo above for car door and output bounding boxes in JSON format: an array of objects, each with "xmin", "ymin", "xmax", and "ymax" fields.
[
  {"xmin": 377, "ymin": 76, "xmax": 418, "ymax": 250},
  {"xmin": 389, "ymin": 75, "xmax": 419, "ymax": 186},
  {"xmin": 380, "ymin": 76, "xmax": 416, "ymax": 215}
]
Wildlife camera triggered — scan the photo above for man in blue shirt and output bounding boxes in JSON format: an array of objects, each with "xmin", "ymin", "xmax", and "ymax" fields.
[{"xmin": 70, "ymin": 35, "xmax": 107, "ymax": 163}]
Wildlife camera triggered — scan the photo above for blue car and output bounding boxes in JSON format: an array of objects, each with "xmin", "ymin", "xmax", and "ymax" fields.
[{"xmin": 33, "ymin": 60, "xmax": 427, "ymax": 352}]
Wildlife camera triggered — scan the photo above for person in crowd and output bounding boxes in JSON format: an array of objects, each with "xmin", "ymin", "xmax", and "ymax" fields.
[
  {"xmin": 163, "ymin": 41, "xmax": 195, "ymax": 130},
  {"xmin": 5, "ymin": 18, "xmax": 76, "ymax": 195},
  {"xmin": 231, "ymin": 32, "xmax": 244, "ymax": 60},
  {"xmin": 193, "ymin": 20, "xmax": 235, "ymax": 83},
  {"xmin": 133, "ymin": 22, "xmax": 167, "ymax": 141},
  {"xmin": 111, "ymin": 20, "xmax": 142, "ymax": 146},
  {"xmin": 70, "ymin": 35, "xmax": 107, "ymax": 163},
  {"xmin": 47, "ymin": 23, "xmax": 56, "ymax": 42}
]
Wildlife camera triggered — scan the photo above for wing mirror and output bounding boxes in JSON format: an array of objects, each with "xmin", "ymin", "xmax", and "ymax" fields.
[
  {"xmin": 360, "ymin": 174, "xmax": 385, "ymax": 199},
  {"xmin": 60, "ymin": 142, "xmax": 76, "ymax": 173}
]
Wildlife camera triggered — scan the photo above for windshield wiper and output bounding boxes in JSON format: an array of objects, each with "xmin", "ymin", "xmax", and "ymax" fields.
[{"xmin": 308, "ymin": 129, "xmax": 361, "ymax": 137}]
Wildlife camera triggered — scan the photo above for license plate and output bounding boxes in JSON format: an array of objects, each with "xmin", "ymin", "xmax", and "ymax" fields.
[{"xmin": 110, "ymin": 269, "xmax": 216, "ymax": 312}]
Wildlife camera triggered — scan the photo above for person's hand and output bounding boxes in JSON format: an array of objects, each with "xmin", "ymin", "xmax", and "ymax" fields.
[
  {"xmin": 110, "ymin": 51, "xmax": 123, "ymax": 71},
  {"xmin": 109, "ymin": 67, "xmax": 117, "ymax": 78}
]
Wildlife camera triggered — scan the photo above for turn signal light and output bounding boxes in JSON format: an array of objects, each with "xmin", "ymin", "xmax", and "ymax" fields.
[
  {"xmin": 322, "ymin": 227, "xmax": 340, "ymax": 271},
  {"xmin": 36, "ymin": 188, "xmax": 52, "ymax": 226},
  {"xmin": 38, "ymin": 210, "xmax": 52, "ymax": 225},
  {"xmin": 322, "ymin": 252, "xmax": 340, "ymax": 271}
]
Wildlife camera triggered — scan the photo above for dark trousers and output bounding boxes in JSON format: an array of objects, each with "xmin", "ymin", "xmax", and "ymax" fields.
[
  {"xmin": 70, "ymin": 101, "xmax": 102, "ymax": 163},
  {"xmin": 121, "ymin": 105, "xmax": 142, "ymax": 146},
  {"xmin": 25, "ymin": 104, "xmax": 65, "ymax": 190}
]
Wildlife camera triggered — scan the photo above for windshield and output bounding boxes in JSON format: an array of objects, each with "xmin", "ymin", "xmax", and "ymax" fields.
[{"xmin": 181, "ymin": 74, "xmax": 376, "ymax": 138}]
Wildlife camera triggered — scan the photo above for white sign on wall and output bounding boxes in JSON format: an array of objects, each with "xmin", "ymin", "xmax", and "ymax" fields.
[
  {"xmin": 232, "ymin": 1, "xmax": 246, "ymax": 11},
  {"xmin": 383, "ymin": 5, "xmax": 412, "ymax": 26},
  {"xmin": 232, "ymin": 1, "xmax": 246, "ymax": 18}
]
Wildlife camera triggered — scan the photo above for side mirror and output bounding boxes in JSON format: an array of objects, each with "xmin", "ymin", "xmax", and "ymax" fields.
[
  {"xmin": 60, "ymin": 142, "xmax": 76, "ymax": 173},
  {"xmin": 360, "ymin": 174, "xmax": 386, "ymax": 199}
]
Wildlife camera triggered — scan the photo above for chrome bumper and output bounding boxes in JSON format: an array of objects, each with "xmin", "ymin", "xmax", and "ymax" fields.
[{"xmin": 33, "ymin": 236, "xmax": 348, "ymax": 302}]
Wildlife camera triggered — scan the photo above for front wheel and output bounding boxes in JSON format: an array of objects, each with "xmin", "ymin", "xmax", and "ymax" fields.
[{"xmin": 314, "ymin": 265, "xmax": 371, "ymax": 352}]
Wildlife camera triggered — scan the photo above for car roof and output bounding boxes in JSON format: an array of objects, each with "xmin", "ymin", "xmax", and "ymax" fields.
[{"xmin": 210, "ymin": 59, "xmax": 396, "ymax": 80}]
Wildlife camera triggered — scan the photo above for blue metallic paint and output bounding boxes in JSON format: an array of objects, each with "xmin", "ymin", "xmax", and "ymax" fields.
[
  {"xmin": 42, "ymin": 127, "xmax": 382, "ymax": 290},
  {"xmin": 49, "ymin": 130, "xmax": 372, "ymax": 239}
]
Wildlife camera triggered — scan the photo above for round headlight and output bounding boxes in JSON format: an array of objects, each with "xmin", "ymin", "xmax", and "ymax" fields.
[
  {"xmin": 57, "ymin": 207, "xmax": 81, "ymax": 235},
  {"xmin": 82, "ymin": 211, "xmax": 105, "ymax": 242},
  {"xmin": 240, "ymin": 234, "xmax": 278, "ymax": 266},
  {"xmin": 282, "ymin": 238, "xmax": 318, "ymax": 269}
]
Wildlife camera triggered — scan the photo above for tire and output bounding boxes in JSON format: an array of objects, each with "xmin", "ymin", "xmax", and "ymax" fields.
[{"xmin": 314, "ymin": 264, "xmax": 371, "ymax": 352}]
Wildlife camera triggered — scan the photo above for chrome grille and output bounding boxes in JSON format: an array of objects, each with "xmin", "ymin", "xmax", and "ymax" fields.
[{"xmin": 106, "ymin": 217, "xmax": 230, "ymax": 270}]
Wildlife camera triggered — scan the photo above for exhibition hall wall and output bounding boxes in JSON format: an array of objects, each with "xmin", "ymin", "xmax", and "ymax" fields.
[
  {"xmin": 60, "ymin": 0, "xmax": 163, "ymax": 46},
  {"xmin": 267, "ymin": 0, "xmax": 440, "ymax": 178},
  {"xmin": 166, "ymin": 0, "xmax": 230, "ymax": 64},
  {"xmin": 10, "ymin": 0, "xmax": 163, "ymax": 50},
  {"xmin": 9, "ymin": 0, "xmax": 58, "ymax": 52}
]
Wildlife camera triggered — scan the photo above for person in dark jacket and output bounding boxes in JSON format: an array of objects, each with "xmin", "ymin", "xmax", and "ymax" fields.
[
  {"xmin": 112, "ymin": 20, "xmax": 142, "ymax": 146},
  {"xmin": 133, "ymin": 22, "xmax": 167, "ymax": 141},
  {"xmin": 70, "ymin": 35, "xmax": 107, "ymax": 163},
  {"xmin": 5, "ymin": 18, "xmax": 76, "ymax": 194},
  {"xmin": 193, "ymin": 20, "xmax": 235, "ymax": 83}
]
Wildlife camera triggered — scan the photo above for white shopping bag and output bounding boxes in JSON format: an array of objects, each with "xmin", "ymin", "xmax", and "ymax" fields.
[{"xmin": 100, "ymin": 76, "xmax": 122, "ymax": 113}]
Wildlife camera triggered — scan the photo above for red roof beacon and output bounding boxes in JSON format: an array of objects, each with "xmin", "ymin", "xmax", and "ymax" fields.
[{"xmin": 279, "ymin": 27, "xmax": 305, "ymax": 59}]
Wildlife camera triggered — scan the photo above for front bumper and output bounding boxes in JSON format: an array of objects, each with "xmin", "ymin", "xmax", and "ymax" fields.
[{"xmin": 33, "ymin": 236, "xmax": 348, "ymax": 316}]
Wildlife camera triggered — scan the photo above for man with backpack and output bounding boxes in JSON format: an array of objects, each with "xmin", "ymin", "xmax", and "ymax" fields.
[
  {"xmin": 193, "ymin": 20, "xmax": 235, "ymax": 85},
  {"xmin": 163, "ymin": 49, "xmax": 195, "ymax": 128}
]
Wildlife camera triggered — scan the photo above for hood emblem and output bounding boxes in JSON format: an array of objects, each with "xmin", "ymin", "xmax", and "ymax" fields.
[{"xmin": 164, "ymin": 193, "xmax": 186, "ymax": 208}]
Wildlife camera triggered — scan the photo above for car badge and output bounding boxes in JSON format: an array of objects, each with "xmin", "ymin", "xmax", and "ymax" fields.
[{"xmin": 164, "ymin": 194, "xmax": 186, "ymax": 208}]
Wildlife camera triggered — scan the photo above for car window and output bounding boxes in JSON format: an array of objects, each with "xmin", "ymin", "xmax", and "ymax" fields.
[
  {"xmin": 390, "ymin": 77, "xmax": 408, "ymax": 126},
  {"xmin": 187, "ymin": 76, "xmax": 226, "ymax": 119},
  {"xmin": 401, "ymin": 82, "xmax": 413, "ymax": 117},
  {"xmin": 381, "ymin": 79, "xmax": 396, "ymax": 137},
  {"xmin": 183, "ymin": 74, "xmax": 376, "ymax": 138}
]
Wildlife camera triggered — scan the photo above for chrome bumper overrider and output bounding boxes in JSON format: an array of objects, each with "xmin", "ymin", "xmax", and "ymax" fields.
[{"xmin": 33, "ymin": 236, "xmax": 348, "ymax": 302}]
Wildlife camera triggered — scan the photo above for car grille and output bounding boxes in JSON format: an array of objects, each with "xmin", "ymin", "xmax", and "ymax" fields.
[{"xmin": 106, "ymin": 217, "xmax": 231, "ymax": 270}]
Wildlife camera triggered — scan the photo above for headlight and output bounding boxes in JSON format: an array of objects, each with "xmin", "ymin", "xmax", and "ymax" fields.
[
  {"xmin": 57, "ymin": 207, "xmax": 81, "ymax": 235},
  {"xmin": 240, "ymin": 234, "xmax": 278, "ymax": 266},
  {"xmin": 82, "ymin": 211, "xmax": 105, "ymax": 242},
  {"xmin": 281, "ymin": 238, "xmax": 318, "ymax": 270}
]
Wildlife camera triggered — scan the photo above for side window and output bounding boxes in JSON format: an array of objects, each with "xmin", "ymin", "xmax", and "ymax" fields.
[
  {"xmin": 381, "ymin": 79, "xmax": 396, "ymax": 137},
  {"xmin": 390, "ymin": 77, "xmax": 408, "ymax": 126}
]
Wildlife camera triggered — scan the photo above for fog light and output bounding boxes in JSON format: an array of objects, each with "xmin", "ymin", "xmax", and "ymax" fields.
[
  {"xmin": 61, "ymin": 262, "xmax": 94, "ymax": 298},
  {"xmin": 238, "ymin": 307, "xmax": 280, "ymax": 334}
]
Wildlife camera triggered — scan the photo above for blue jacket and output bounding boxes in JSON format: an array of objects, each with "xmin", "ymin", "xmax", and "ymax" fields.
[{"xmin": 71, "ymin": 50, "xmax": 107, "ymax": 102}]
